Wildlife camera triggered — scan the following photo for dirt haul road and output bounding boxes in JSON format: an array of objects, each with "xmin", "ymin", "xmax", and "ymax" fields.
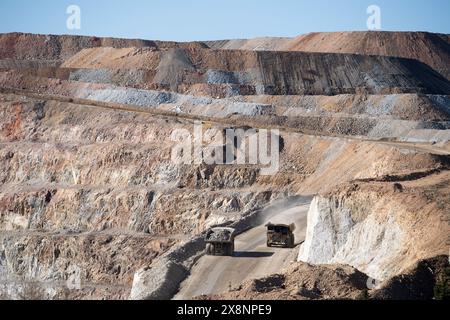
[
  {"xmin": 174, "ymin": 198, "xmax": 311, "ymax": 299},
  {"xmin": 2, "ymin": 89, "xmax": 448, "ymax": 156}
]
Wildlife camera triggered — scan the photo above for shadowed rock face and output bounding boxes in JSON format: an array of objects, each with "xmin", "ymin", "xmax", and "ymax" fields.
[
  {"xmin": 205, "ymin": 31, "xmax": 450, "ymax": 81},
  {"xmin": 371, "ymin": 255, "xmax": 450, "ymax": 300},
  {"xmin": 1, "ymin": 91, "xmax": 448, "ymax": 299}
]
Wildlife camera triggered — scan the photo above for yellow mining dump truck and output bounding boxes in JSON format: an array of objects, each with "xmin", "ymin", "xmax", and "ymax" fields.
[
  {"xmin": 205, "ymin": 227, "xmax": 236, "ymax": 256},
  {"xmin": 266, "ymin": 223, "xmax": 296, "ymax": 248}
]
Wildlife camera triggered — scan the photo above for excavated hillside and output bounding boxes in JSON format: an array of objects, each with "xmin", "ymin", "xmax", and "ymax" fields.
[
  {"xmin": 3, "ymin": 32, "xmax": 449, "ymax": 80},
  {"xmin": 1, "ymin": 37, "xmax": 449, "ymax": 144},
  {"xmin": 0, "ymin": 32, "xmax": 206, "ymax": 61},
  {"xmin": 1, "ymin": 89, "xmax": 448, "ymax": 299},
  {"xmin": 59, "ymin": 47, "xmax": 450, "ymax": 95},
  {"xmin": 0, "ymin": 32, "xmax": 449, "ymax": 300},
  {"xmin": 281, "ymin": 32, "xmax": 450, "ymax": 81},
  {"xmin": 199, "ymin": 256, "xmax": 450, "ymax": 300},
  {"xmin": 299, "ymin": 172, "xmax": 450, "ymax": 281},
  {"xmin": 206, "ymin": 32, "xmax": 450, "ymax": 81}
]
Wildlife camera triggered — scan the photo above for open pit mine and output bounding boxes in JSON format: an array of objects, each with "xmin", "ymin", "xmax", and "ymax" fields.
[{"xmin": 0, "ymin": 31, "xmax": 449, "ymax": 300}]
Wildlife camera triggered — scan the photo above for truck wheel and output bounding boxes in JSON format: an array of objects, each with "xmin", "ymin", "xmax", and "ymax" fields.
[
  {"xmin": 290, "ymin": 235, "xmax": 295, "ymax": 248},
  {"xmin": 206, "ymin": 243, "xmax": 212, "ymax": 255},
  {"xmin": 227, "ymin": 244, "xmax": 234, "ymax": 256}
]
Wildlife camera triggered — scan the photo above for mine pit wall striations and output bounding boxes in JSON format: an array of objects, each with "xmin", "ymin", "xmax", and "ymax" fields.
[
  {"xmin": 1, "ymin": 32, "xmax": 449, "ymax": 82},
  {"xmin": 130, "ymin": 196, "xmax": 311, "ymax": 300},
  {"xmin": 2, "ymin": 72, "xmax": 450, "ymax": 143},
  {"xmin": 0, "ymin": 93, "xmax": 285, "ymax": 299},
  {"xmin": 0, "ymin": 92, "xmax": 448, "ymax": 299},
  {"xmin": 206, "ymin": 31, "xmax": 450, "ymax": 82}
]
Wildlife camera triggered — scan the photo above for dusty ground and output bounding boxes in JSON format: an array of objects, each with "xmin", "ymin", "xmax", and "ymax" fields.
[{"xmin": 198, "ymin": 256, "xmax": 449, "ymax": 301}]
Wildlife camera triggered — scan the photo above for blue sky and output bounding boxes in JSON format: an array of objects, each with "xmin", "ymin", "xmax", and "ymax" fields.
[{"xmin": 0, "ymin": 0, "xmax": 449, "ymax": 41}]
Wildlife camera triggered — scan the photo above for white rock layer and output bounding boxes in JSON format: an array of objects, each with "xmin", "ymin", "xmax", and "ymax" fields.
[{"xmin": 298, "ymin": 196, "xmax": 404, "ymax": 281}]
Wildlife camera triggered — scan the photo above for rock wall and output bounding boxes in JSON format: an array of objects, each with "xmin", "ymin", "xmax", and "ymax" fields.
[
  {"xmin": 299, "ymin": 180, "xmax": 450, "ymax": 281},
  {"xmin": 298, "ymin": 196, "xmax": 404, "ymax": 280},
  {"xmin": 207, "ymin": 31, "xmax": 450, "ymax": 81},
  {"xmin": 60, "ymin": 47, "xmax": 450, "ymax": 95},
  {"xmin": 1, "ymin": 31, "xmax": 449, "ymax": 300},
  {"xmin": 0, "ymin": 91, "xmax": 448, "ymax": 298},
  {"xmin": 0, "ymin": 32, "xmax": 207, "ymax": 61}
]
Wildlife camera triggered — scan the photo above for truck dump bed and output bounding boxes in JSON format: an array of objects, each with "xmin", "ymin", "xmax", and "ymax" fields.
[{"xmin": 205, "ymin": 227, "xmax": 235, "ymax": 243}]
